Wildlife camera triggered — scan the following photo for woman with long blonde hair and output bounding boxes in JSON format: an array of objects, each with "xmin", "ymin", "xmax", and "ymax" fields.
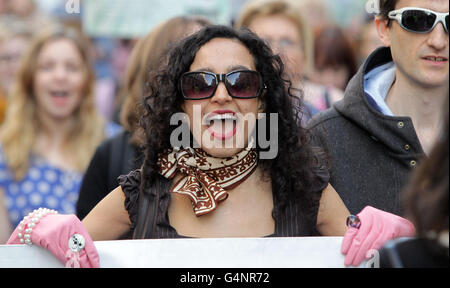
[{"xmin": 0, "ymin": 25, "xmax": 120, "ymax": 229}]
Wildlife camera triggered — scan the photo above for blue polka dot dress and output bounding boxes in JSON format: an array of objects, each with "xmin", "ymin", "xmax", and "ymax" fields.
[
  {"xmin": 0, "ymin": 123, "xmax": 122, "ymax": 229},
  {"xmin": 0, "ymin": 151, "xmax": 82, "ymax": 228}
]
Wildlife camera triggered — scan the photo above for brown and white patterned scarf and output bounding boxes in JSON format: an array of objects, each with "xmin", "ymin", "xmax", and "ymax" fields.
[{"xmin": 158, "ymin": 146, "xmax": 258, "ymax": 216}]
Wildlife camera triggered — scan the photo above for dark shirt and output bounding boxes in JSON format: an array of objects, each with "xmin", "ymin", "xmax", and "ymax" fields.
[
  {"xmin": 380, "ymin": 237, "xmax": 449, "ymax": 268},
  {"xmin": 118, "ymin": 167, "xmax": 329, "ymax": 239},
  {"xmin": 76, "ymin": 130, "xmax": 142, "ymax": 220}
]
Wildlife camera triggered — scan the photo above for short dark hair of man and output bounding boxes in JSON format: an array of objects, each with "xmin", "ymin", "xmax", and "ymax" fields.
[{"xmin": 379, "ymin": 0, "xmax": 399, "ymax": 25}]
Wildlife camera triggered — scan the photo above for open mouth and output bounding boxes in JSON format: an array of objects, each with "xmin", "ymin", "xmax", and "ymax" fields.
[
  {"xmin": 49, "ymin": 90, "xmax": 71, "ymax": 106},
  {"xmin": 203, "ymin": 111, "xmax": 238, "ymax": 140}
]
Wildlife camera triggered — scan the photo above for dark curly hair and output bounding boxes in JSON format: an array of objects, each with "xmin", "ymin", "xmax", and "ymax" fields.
[{"xmin": 134, "ymin": 25, "xmax": 324, "ymax": 238}]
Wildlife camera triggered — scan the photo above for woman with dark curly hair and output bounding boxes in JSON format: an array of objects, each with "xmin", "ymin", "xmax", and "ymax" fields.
[
  {"xmin": 75, "ymin": 15, "xmax": 212, "ymax": 222},
  {"xmin": 6, "ymin": 25, "xmax": 416, "ymax": 268},
  {"xmin": 102, "ymin": 25, "xmax": 350, "ymax": 240}
]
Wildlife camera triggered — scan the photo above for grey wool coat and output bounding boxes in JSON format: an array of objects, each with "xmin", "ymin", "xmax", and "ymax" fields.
[{"xmin": 307, "ymin": 47, "xmax": 425, "ymax": 216}]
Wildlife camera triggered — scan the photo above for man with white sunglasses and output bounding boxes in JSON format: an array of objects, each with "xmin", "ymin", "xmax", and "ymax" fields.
[{"xmin": 308, "ymin": 0, "xmax": 448, "ymax": 215}]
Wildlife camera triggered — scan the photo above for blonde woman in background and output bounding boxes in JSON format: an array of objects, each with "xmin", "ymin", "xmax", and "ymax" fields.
[
  {"xmin": 235, "ymin": 0, "xmax": 344, "ymax": 113},
  {"xmin": 0, "ymin": 25, "xmax": 120, "ymax": 230}
]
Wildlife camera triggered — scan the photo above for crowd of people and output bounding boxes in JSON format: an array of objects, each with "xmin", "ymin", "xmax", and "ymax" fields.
[{"xmin": 0, "ymin": 0, "xmax": 448, "ymax": 268}]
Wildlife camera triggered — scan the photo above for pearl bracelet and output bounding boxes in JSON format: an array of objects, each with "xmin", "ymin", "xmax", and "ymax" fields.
[{"xmin": 17, "ymin": 208, "xmax": 58, "ymax": 245}]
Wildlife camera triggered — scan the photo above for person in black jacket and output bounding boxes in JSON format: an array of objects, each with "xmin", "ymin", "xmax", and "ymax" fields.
[
  {"xmin": 76, "ymin": 16, "xmax": 212, "ymax": 221},
  {"xmin": 308, "ymin": 0, "xmax": 449, "ymax": 215}
]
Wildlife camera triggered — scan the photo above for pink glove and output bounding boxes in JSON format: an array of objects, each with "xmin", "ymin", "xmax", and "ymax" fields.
[
  {"xmin": 341, "ymin": 206, "xmax": 416, "ymax": 267},
  {"xmin": 7, "ymin": 208, "xmax": 99, "ymax": 268}
]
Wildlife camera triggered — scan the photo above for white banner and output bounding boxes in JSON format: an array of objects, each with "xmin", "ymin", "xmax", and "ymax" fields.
[{"xmin": 0, "ymin": 237, "xmax": 368, "ymax": 268}]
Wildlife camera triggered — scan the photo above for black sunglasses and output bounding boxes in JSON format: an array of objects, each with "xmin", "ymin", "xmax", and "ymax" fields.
[
  {"xmin": 180, "ymin": 70, "xmax": 266, "ymax": 100},
  {"xmin": 389, "ymin": 7, "xmax": 449, "ymax": 34}
]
